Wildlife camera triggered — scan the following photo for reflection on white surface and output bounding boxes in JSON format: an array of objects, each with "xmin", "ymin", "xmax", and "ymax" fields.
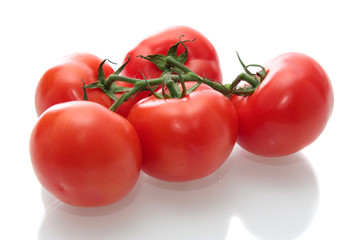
[
  {"xmin": 225, "ymin": 148, "xmax": 319, "ymax": 240},
  {"xmin": 38, "ymin": 145, "xmax": 319, "ymax": 240}
]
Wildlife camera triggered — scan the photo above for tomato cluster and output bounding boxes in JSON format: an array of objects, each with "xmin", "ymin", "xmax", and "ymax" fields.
[{"xmin": 29, "ymin": 26, "xmax": 334, "ymax": 207}]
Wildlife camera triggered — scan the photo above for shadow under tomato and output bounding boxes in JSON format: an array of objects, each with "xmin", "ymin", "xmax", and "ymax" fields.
[{"xmin": 37, "ymin": 145, "xmax": 319, "ymax": 240}]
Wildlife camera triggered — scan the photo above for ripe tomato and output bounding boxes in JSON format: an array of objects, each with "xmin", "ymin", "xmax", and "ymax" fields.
[
  {"xmin": 127, "ymin": 90, "xmax": 238, "ymax": 182},
  {"xmin": 231, "ymin": 52, "xmax": 334, "ymax": 157},
  {"xmin": 35, "ymin": 53, "xmax": 135, "ymax": 117},
  {"xmin": 30, "ymin": 101, "xmax": 142, "ymax": 207},
  {"xmin": 121, "ymin": 26, "xmax": 222, "ymax": 82}
]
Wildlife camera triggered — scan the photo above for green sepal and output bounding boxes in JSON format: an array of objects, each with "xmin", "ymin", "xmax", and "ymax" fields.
[
  {"xmin": 105, "ymin": 85, "xmax": 133, "ymax": 101},
  {"xmin": 164, "ymin": 74, "xmax": 181, "ymax": 98},
  {"xmin": 83, "ymin": 82, "xmax": 104, "ymax": 90},
  {"xmin": 113, "ymin": 56, "xmax": 130, "ymax": 75},
  {"xmin": 82, "ymin": 58, "xmax": 132, "ymax": 101},
  {"xmin": 111, "ymin": 85, "xmax": 132, "ymax": 93},
  {"xmin": 137, "ymin": 36, "xmax": 195, "ymax": 74},
  {"xmin": 83, "ymin": 82, "xmax": 133, "ymax": 101},
  {"xmin": 97, "ymin": 59, "xmax": 116, "ymax": 84},
  {"xmin": 81, "ymin": 79, "xmax": 88, "ymax": 100},
  {"xmin": 166, "ymin": 36, "xmax": 193, "ymax": 65},
  {"xmin": 186, "ymin": 82, "xmax": 202, "ymax": 94},
  {"xmin": 140, "ymin": 71, "xmax": 163, "ymax": 99},
  {"xmin": 138, "ymin": 54, "xmax": 167, "ymax": 72}
]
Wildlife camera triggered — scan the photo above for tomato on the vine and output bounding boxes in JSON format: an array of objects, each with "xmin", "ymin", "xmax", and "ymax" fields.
[
  {"xmin": 30, "ymin": 101, "xmax": 142, "ymax": 207},
  {"xmin": 231, "ymin": 52, "xmax": 334, "ymax": 157},
  {"xmin": 35, "ymin": 53, "xmax": 135, "ymax": 117},
  {"xmin": 127, "ymin": 89, "xmax": 237, "ymax": 182},
  {"xmin": 121, "ymin": 26, "xmax": 222, "ymax": 82}
]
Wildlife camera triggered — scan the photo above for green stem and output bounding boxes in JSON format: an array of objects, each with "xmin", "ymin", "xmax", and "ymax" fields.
[
  {"xmin": 240, "ymin": 73, "xmax": 259, "ymax": 88},
  {"xmin": 166, "ymin": 80, "xmax": 180, "ymax": 98},
  {"xmin": 104, "ymin": 54, "xmax": 265, "ymax": 112},
  {"xmin": 109, "ymin": 81, "xmax": 146, "ymax": 112},
  {"xmin": 166, "ymin": 56, "xmax": 232, "ymax": 97},
  {"xmin": 103, "ymin": 75, "xmax": 141, "ymax": 89},
  {"xmin": 230, "ymin": 73, "xmax": 259, "ymax": 90},
  {"xmin": 166, "ymin": 56, "xmax": 192, "ymax": 74},
  {"xmin": 233, "ymin": 86, "xmax": 257, "ymax": 96}
]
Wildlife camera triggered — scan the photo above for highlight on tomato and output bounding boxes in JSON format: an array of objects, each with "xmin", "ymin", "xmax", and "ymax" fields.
[
  {"xmin": 230, "ymin": 52, "xmax": 334, "ymax": 157},
  {"xmin": 29, "ymin": 101, "xmax": 142, "ymax": 207}
]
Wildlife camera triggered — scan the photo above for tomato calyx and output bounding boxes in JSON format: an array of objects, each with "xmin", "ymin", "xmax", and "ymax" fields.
[
  {"xmin": 137, "ymin": 36, "xmax": 195, "ymax": 76},
  {"xmin": 227, "ymin": 52, "xmax": 267, "ymax": 96},
  {"xmin": 82, "ymin": 58, "xmax": 132, "ymax": 101}
]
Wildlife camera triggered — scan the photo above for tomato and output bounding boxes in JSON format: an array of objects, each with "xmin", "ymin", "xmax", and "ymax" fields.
[
  {"xmin": 127, "ymin": 90, "xmax": 238, "ymax": 182},
  {"xmin": 231, "ymin": 52, "xmax": 334, "ymax": 157},
  {"xmin": 121, "ymin": 26, "xmax": 222, "ymax": 82},
  {"xmin": 29, "ymin": 101, "xmax": 142, "ymax": 207},
  {"xmin": 115, "ymin": 26, "xmax": 222, "ymax": 112},
  {"xmin": 35, "ymin": 53, "xmax": 135, "ymax": 117}
]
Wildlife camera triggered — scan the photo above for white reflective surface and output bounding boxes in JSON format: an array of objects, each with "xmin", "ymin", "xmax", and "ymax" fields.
[
  {"xmin": 1, "ymin": 0, "xmax": 359, "ymax": 239},
  {"xmin": 38, "ymin": 146, "xmax": 319, "ymax": 240}
]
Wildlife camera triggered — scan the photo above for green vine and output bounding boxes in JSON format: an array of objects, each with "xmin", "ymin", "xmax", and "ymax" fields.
[{"xmin": 82, "ymin": 37, "xmax": 267, "ymax": 112}]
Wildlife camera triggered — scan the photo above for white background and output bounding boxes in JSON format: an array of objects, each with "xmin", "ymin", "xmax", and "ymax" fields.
[{"xmin": 1, "ymin": 0, "xmax": 359, "ymax": 239}]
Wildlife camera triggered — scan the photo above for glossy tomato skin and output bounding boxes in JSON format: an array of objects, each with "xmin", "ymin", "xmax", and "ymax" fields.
[
  {"xmin": 231, "ymin": 52, "xmax": 334, "ymax": 157},
  {"xmin": 35, "ymin": 53, "xmax": 135, "ymax": 117},
  {"xmin": 30, "ymin": 101, "xmax": 142, "ymax": 207},
  {"xmin": 127, "ymin": 90, "xmax": 238, "ymax": 182},
  {"xmin": 121, "ymin": 26, "xmax": 222, "ymax": 82}
]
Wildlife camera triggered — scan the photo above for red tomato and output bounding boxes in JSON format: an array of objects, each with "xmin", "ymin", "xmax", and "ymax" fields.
[
  {"xmin": 35, "ymin": 53, "xmax": 135, "ymax": 117},
  {"xmin": 121, "ymin": 26, "xmax": 222, "ymax": 82},
  {"xmin": 30, "ymin": 101, "xmax": 142, "ymax": 207},
  {"xmin": 231, "ymin": 52, "xmax": 334, "ymax": 157},
  {"xmin": 127, "ymin": 90, "xmax": 238, "ymax": 182}
]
